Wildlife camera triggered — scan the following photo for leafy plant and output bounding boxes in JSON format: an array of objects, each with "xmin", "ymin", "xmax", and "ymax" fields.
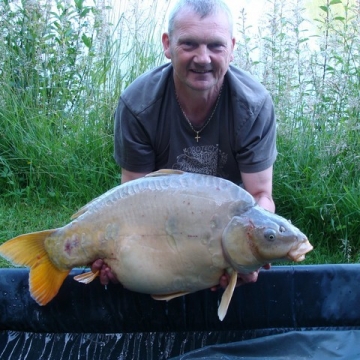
[{"xmin": 0, "ymin": 0, "xmax": 359, "ymax": 264}]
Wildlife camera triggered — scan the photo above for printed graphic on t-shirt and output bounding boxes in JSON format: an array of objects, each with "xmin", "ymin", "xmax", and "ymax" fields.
[{"xmin": 172, "ymin": 144, "xmax": 228, "ymax": 177}]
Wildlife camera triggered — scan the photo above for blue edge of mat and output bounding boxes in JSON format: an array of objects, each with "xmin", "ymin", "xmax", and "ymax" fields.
[{"xmin": 1, "ymin": 264, "xmax": 360, "ymax": 359}]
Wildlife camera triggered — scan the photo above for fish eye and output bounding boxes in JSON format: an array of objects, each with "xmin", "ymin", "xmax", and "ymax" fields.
[{"xmin": 264, "ymin": 229, "xmax": 277, "ymax": 242}]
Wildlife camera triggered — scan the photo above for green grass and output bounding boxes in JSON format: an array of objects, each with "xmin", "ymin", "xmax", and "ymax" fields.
[
  {"xmin": 1, "ymin": 0, "xmax": 360, "ymax": 266},
  {"xmin": 0, "ymin": 199, "xmax": 73, "ymax": 267}
]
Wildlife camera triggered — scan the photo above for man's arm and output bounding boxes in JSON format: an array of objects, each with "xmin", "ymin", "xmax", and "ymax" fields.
[
  {"xmin": 241, "ymin": 166, "xmax": 275, "ymax": 213},
  {"xmin": 121, "ymin": 169, "xmax": 148, "ymax": 184}
]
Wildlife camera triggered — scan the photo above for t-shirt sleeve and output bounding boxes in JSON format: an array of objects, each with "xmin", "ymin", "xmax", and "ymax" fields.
[
  {"xmin": 235, "ymin": 93, "xmax": 277, "ymax": 173},
  {"xmin": 113, "ymin": 98, "xmax": 156, "ymax": 172}
]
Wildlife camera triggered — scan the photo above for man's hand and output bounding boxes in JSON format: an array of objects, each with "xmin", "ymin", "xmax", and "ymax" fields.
[
  {"xmin": 91, "ymin": 259, "xmax": 120, "ymax": 285},
  {"xmin": 210, "ymin": 264, "xmax": 271, "ymax": 291}
]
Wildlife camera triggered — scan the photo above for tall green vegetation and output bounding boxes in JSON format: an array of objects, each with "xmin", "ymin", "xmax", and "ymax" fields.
[
  {"xmin": 235, "ymin": 0, "xmax": 360, "ymax": 263},
  {"xmin": 0, "ymin": 0, "xmax": 359, "ymax": 265},
  {"xmin": 0, "ymin": 0, "xmax": 115, "ymax": 204},
  {"xmin": 0, "ymin": 0, "xmax": 168, "ymax": 204}
]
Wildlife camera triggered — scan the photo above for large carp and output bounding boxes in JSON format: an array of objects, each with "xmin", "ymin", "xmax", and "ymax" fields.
[{"xmin": 0, "ymin": 170, "xmax": 312, "ymax": 320}]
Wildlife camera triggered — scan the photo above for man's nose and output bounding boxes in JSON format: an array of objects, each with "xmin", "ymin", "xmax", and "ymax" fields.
[{"xmin": 194, "ymin": 45, "xmax": 211, "ymax": 64}]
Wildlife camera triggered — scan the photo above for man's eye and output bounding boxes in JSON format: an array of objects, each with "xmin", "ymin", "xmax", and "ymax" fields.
[
  {"xmin": 182, "ymin": 42, "xmax": 195, "ymax": 49},
  {"xmin": 209, "ymin": 43, "xmax": 223, "ymax": 50}
]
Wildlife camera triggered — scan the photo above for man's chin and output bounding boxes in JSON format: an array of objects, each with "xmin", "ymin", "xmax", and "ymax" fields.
[{"xmin": 186, "ymin": 80, "xmax": 216, "ymax": 92}]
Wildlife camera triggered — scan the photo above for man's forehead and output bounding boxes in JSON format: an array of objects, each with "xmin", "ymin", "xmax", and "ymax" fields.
[
  {"xmin": 176, "ymin": 31, "xmax": 229, "ymax": 44},
  {"xmin": 172, "ymin": 8, "xmax": 232, "ymax": 38}
]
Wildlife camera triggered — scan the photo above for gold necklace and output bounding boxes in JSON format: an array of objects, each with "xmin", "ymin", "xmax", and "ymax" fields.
[{"xmin": 176, "ymin": 85, "xmax": 223, "ymax": 142}]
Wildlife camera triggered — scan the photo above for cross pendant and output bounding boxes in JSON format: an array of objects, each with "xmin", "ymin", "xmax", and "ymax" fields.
[{"xmin": 195, "ymin": 132, "xmax": 200, "ymax": 142}]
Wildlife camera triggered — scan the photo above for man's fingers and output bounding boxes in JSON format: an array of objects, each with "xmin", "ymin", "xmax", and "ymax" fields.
[
  {"xmin": 99, "ymin": 267, "xmax": 110, "ymax": 286},
  {"xmin": 237, "ymin": 271, "xmax": 259, "ymax": 285},
  {"xmin": 210, "ymin": 263, "xmax": 273, "ymax": 292},
  {"xmin": 105, "ymin": 268, "xmax": 120, "ymax": 284},
  {"xmin": 91, "ymin": 259, "xmax": 104, "ymax": 273}
]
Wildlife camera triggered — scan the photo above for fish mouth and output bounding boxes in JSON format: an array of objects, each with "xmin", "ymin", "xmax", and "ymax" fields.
[{"xmin": 287, "ymin": 240, "xmax": 313, "ymax": 262}]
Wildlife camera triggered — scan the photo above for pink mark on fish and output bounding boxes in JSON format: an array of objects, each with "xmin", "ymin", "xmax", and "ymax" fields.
[{"xmin": 64, "ymin": 235, "xmax": 79, "ymax": 255}]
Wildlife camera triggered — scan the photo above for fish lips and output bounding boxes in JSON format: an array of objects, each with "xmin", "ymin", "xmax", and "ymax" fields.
[{"xmin": 287, "ymin": 239, "xmax": 313, "ymax": 262}]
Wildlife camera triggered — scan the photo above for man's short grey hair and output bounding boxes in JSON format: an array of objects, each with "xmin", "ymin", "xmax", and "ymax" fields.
[{"xmin": 168, "ymin": 0, "xmax": 233, "ymax": 37}]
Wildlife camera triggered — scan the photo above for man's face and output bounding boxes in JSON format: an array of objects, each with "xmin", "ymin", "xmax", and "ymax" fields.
[{"xmin": 162, "ymin": 8, "xmax": 235, "ymax": 92}]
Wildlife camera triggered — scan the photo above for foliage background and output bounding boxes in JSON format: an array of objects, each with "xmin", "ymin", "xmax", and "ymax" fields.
[{"xmin": 0, "ymin": 0, "xmax": 359, "ymax": 266}]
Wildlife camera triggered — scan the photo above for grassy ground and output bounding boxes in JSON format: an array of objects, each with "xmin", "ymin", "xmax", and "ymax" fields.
[{"xmin": 0, "ymin": 199, "xmax": 73, "ymax": 267}]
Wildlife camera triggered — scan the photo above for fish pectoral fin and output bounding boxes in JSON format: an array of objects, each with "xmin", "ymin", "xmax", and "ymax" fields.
[
  {"xmin": 151, "ymin": 291, "xmax": 190, "ymax": 301},
  {"xmin": 74, "ymin": 270, "xmax": 99, "ymax": 284},
  {"xmin": 145, "ymin": 169, "xmax": 184, "ymax": 178},
  {"xmin": 218, "ymin": 270, "xmax": 238, "ymax": 321}
]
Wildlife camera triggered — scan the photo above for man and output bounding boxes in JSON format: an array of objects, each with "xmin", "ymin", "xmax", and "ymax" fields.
[{"xmin": 92, "ymin": 0, "xmax": 277, "ymax": 288}]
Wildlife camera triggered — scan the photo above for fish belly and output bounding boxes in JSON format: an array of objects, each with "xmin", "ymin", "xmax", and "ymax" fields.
[
  {"xmin": 99, "ymin": 184, "xmax": 235, "ymax": 294},
  {"xmin": 48, "ymin": 173, "xmax": 246, "ymax": 292}
]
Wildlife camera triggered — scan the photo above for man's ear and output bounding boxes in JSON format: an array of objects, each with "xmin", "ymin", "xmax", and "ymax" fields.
[
  {"xmin": 230, "ymin": 37, "xmax": 236, "ymax": 62},
  {"xmin": 162, "ymin": 33, "xmax": 171, "ymax": 59}
]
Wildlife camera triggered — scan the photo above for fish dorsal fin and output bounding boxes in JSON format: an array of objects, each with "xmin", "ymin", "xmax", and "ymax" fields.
[
  {"xmin": 151, "ymin": 291, "xmax": 190, "ymax": 301},
  {"xmin": 71, "ymin": 186, "xmax": 120, "ymax": 220},
  {"xmin": 218, "ymin": 270, "xmax": 238, "ymax": 321},
  {"xmin": 72, "ymin": 170, "xmax": 184, "ymax": 219},
  {"xmin": 145, "ymin": 169, "xmax": 184, "ymax": 178},
  {"xmin": 71, "ymin": 195, "xmax": 103, "ymax": 219},
  {"xmin": 74, "ymin": 270, "xmax": 99, "ymax": 284},
  {"xmin": 71, "ymin": 204, "xmax": 90, "ymax": 219}
]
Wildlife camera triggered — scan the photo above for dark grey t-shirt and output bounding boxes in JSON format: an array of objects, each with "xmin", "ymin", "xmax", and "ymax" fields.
[{"xmin": 114, "ymin": 63, "xmax": 277, "ymax": 185}]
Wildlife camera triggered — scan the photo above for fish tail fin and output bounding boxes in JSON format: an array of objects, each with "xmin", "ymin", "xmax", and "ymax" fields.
[{"xmin": 0, "ymin": 230, "xmax": 70, "ymax": 306}]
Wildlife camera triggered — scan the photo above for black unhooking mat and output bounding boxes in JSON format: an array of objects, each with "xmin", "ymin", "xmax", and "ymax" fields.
[{"xmin": 0, "ymin": 264, "xmax": 360, "ymax": 359}]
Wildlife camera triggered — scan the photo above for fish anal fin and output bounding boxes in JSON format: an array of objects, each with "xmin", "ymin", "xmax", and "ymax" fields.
[
  {"xmin": 74, "ymin": 270, "xmax": 99, "ymax": 284},
  {"xmin": 218, "ymin": 270, "xmax": 238, "ymax": 321},
  {"xmin": 0, "ymin": 230, "xmax": 70, "ymax": 306},
  {"xmin": 145, "ymin": 169, "xmax": 184, "ymax": 178},
  {"xmin": 151, "ymin": 291, "xmax": 190, "ymax": 301}
]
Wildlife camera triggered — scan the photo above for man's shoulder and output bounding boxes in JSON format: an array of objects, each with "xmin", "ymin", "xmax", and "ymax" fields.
[
  {"xmin": 121, "ymin": 63, "xmax": 173, "ymax": 115},
  {"xmin": 226, "ymin": 65, "xmax": 269, "ymax": 103}
]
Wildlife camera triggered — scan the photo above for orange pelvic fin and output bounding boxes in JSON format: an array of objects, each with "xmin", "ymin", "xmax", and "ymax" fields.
[
  {"xmin": 0, "ymin": 230, "xmax": 70, "ymax": 306},
  {"xmin": 74, "ymin": 270, "xmax": 99, "ymax": 284}
]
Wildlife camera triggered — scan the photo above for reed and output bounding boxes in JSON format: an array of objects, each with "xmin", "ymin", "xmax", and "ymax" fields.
[
  {"xmin": 234, "ymin": 0, "xmax": 360, "ymax": 263},
  {"xmin": 0, "ymin": 0, "xmax": 359, "ymax": 264}
]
